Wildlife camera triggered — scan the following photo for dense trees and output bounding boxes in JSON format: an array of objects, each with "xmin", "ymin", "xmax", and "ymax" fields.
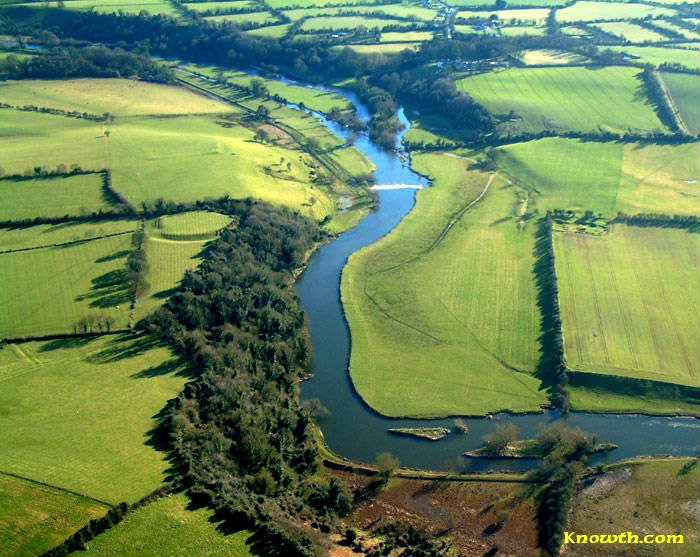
[
  {"xmin": 138, "ymin": 198, "xmax": 351, "ymax": 555},
  {"xmin": 0, "ymin": 45, "xmax": 173, "ymax": 82}
]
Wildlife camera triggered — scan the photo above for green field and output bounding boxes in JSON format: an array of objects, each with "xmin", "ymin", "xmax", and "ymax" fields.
[
  {"xmin": 246, "ymin": 23, "xmax": 292, "ymax": 37},
  {"xmin": 0, "ymin": 334, "xmax": 189, "ymax": 502},
  {"xmin": 183, "ymin": 0, "xmax": 255, "ymax": 12},
  {"xmin": 662, "ymin": 72, "xmax": 700, "ymax": 134},
  {"xmin": 459, "ymin": 8, "xmax": 550, "ymax": 24},
  {"xmin": 567, "ymin": 459, "xmax": 700, "ymax": 556},
  {"xmin": 0, "ymin": 78, "xmax": 367, "ymax": 226},
  {"xmin": 300, "ymin": 16, "xmax": 415, "ymax": 31},
  {"xmin": 497, "ymin": 25, "xmax": 547, "ymax": 37},
  {"xmin": 55, "ymin": 0, "xmax": 177, "ymax": 15},
  {"xmin": 652, "ymin": 19, "xmax": 700, "ymax": 40},
  {"xmin": 0, "ymin": 473, "xmax": 108, "ymax": 557},
  {"xmin": 0, "ymin": 234, "xmax": 134, "ymax": 338},
  {"xmin": 343, "ymin": 152, "xmax": 548, "ymax": 417},
  {"xmin": 557, "ymin": 1, "xmax": 673, "ymax": 22},
  {"xmin": 380, "ymin": 31, "xmax": 435, "ymax": 42},
  {"xmin": 147, "ymin": 210, "xmax": 232, "ymax": 240},
  {"xmin": 493, "ymin": 139, "xmax": 700, "ymax": 216},
  {"xmin": 457, "ymin": 66, "xmax": 666, "ymax": 135},
  {"xmin": 0, "ymin": 173, "xmax": 115, "ymax": 221},
  {"xmin": 72, "ymin": 493, "xmax": 258, "ymax": 557},
  {"xmin": 345, "ymin": 42, "xmax": 420, "ymax": 53},
  {"xmin": 0, "ymin": 79, "xmax": 233, "ymax": 117},
  {"xmin": 609, "ymin": 45, "xmax": 699, "ymax": 70},
  {"xmin": 205, "ymin": 12, "xmax": 279, "ymax": 24},
  {"xmin": 0, "ymin": 219, "xmax": 138, "ymax": 253},
  {"xmin": 135, "ymin": 212, "xmax": 233, "ymax": 318},
  {"xmin": 517, "ymin": 49, "xmax": 590, "ymax": 65},
  {"xmin": 506, "ymin": 140, "xmax": 700, "ymax": 215},
  {"xmin": 555, "ymin": 225, "xmax": 699, "ymax": 386},
  {"xmin": 593, "ymin": 21, "xmax": 670, "ymax": 43}
]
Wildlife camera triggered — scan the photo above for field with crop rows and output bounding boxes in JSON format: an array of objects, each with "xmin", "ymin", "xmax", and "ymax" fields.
[
  {"xmin": 555, "ymin": 225, "xmax": 699, "ymax": 386},
  {"xmin": 0, "ymin": 334, "xmax": 190, "ymax": 502},
  {"xmin": 457, "ymin": 66, "xmax": 666, "ymax": 135},
  {"xmin": 0, "ymin": 173, "xmax": 114, "ymax": 221},
  {"xmin": 662, "ymin": 72, "xmax": 700, "ymax": 134},
  {"xmin": 343, "ymin": 152, "xmax": 547, "ymax": 417},
  {"xmin": 0, "ymin": 473, "xmax": 108, "ymax": 557},
  {"xmin": 77, "ymin": 493, "xmax": 257, "ymax": 557},
  {"xmin": 493, "ymin": 139, "xmax": 700, "ymax": 216},
  {"xmin": 0, "ymin": 234, "xmax": 134, "ymax": 338},
  {"xmin": 592, "ymin": 21, "xmax": 670, "ymax": 43},
  {"xmin": 557, "ymin": 1, "xmax": 674, "ymax": 22}
]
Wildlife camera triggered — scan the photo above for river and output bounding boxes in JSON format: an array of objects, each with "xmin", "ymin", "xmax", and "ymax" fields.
[{"xmin": 292, "ymin": 81, "xmax": 699, "ymax": 472}]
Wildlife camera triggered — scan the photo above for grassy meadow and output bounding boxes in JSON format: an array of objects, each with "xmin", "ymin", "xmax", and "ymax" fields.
[
  {"xmin": 0, "ymin": 219, "xmax": 138, "ymax": 253},
  {"xmin": 0, "ymin": 234, "xmax": 134, "ymax": 338},
  {"xmin": 135, "ymin": 212, "xmax": 233, "ymax": 319},
  {"xmin": 0, "ymin": 473, "xmax": 108, "ymax": 557},
  {"xmin": 557, "ymin": 1, "xmax": 674, "ymax": 22},
  {"xmin": 517, "ymin": 49, "xmax": 590, "ymax": 65},
  {"xmin": 0, "ymin": 334, "xmax": 190, "ymax": 502},
  {"xmin": 70, "ymin": 493, "xmax": 258, "ymax": 557},
  {"xmin": 662, "ymin": 72, "xmax": 700, "ymax": 135},
  {"xmin": 0, "ymin": 173, "xmax": 114, "ymax": 221},
  {"xmin": 343, "ymin": 151, "xmax": 548, "ymax": 417},
  {"xmin": 493, "ymin": 139, "xmax": 700, "ymax": 216},
  {"xmin": 54, "ymin": 0, "xmax": 177, "ymax": 16},
  {"xmin": 565, "ymin": 458, "xmax": 700, "ymax": 557},
  {"xmin": 592, "ymin": 21, "xmax": 670, "ymax": 43},
  {"xmin": 608, "ymin": 45, "xmax": 700, "ymax": 70},
  {"xmin": 0, "ymin": 77, "xmax": 373, "ymax": 227},
  {"xmin": 457, "ymin": 66, "xmax": 666, "ymax": 135},
  {"xmin": 554, "ymin": 225, "xmax": 699, "ymax": 386}
]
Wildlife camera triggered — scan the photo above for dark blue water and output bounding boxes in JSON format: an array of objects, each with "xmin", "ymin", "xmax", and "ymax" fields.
[{"xmin": 293, "ymin": 83, "xmax": 699, "ymax": 472}]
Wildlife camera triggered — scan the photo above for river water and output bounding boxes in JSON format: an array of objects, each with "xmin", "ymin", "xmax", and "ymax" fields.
[{"xmin": 293, "ymin": 83, "xmax": 699, "ymax": 472}]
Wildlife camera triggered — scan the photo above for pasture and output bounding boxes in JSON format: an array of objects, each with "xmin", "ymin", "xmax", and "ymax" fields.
[
  {"xmin": 497, "ymin": 26, "xmax": 547, "ymax": 37},
  {"xmin": 345, "ymin": 43, "xmax": 420, "ymax": 53},
  {"xmin": 662, "ymin": 72, "xmax": 700, "ymax": 135},
  {"xmin": 567, "ymin": 458, "xmax": 700, "ymax": 556},
  {"xmin": 0, "ymin": 219, "xmax": 138, "ymax": 253},
  {"xmin": 0, "ymin": 334, "xmax": 190, "ymax": 502},
  {"xmin": 554, "ymin": 225, "xmax": 699, "ymax": 386},
  {"xmin": 343, "ymin": 151, "xmax": 548, "ymax": 417},
  {"xmin": 135, "ymin": 212, "xmax": 233, "ymax": 318},
  {"xmin": 0, "ymin": 473, "xmax": 108, "ymax": 557},
  {"xmin": 0, "ymin": 77, "xmax": 371, "ymax": 227},
  {"xmin": 77, "ymin": 493, "xmax": 257, "ymax": 557},
  {"xmin": 493, "ymin": 139, "xmax": 700, "ymax": 216},
  {"xmin": 652, "ymin": 19, "xmax": 700, "ymax": 40},
  {"xmin": 246, "ymin": 23, "xmax": 292, "ymax": 37},
  {"xmin": 0, "ymin": 234, "xmax": 134, "ymax": 338},
  {"xmin": 0, "ymin": 173, "xmax": 115, "ymax": 221},
  {"xmin": 459, "ymin": 8, "xmax": 549, "ymax": 24},
  {"xmin": 380, "ymin": 31, "xmax": 435, "ymax": 42},
  {"xmin": 147, "ymin": 210, "xmax": 232, "ymax": 241},
  {"xmin": 608, "ymin": 45, "xmax": 699, "ymax": 70},
  {"xmin": 183, "ymin": 0, "xmax": 256, "ymax": 12},
  {"xmin": 517, "ymin": 49, "xmax": 590, "ymax": 65},
  {"xmin": 205, "ymin": 12, "xmax": 280, "ymax": 25},
  {"xmin": 557, "ymin": 1, "xmax": 674, "ymax": 23},
  {"xmin": 592, "ymin": 21, "xmax": 669, "ymax": 43},
  {"xmin": 300, "ymin": 16, "xmax": 415, "ymax": 31},
  {"xmin": 0, "ymin": 79, "xmax": 235, "ymax": 117},
  {"xmin": 50, "ymin": 0, "xmax": 177, "ymax": 16},
  {"xmin": 457, "ymin": 66, "xmax": 666, "ymax": 135}
]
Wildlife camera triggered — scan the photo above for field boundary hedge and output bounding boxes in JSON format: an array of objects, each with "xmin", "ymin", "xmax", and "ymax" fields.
[
  {"xmin": 640, "ymin": 69, "xmax": 693, "ymax": 136},
  {"xmin": 0, "ymin": 470, "xmax": 112, "ymax": 506},
  {"xmin": 0, "ymin": 229, "xmax": 135, "ymax": 255}
]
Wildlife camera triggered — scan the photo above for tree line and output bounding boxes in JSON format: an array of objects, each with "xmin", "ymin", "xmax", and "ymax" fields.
[
  {"xmin": 137, "ymin": 197, "xmax": 353, "ymax": 556},
  {"xmin": 0, "ymin": 44, "xmax": 174, "ymax": 82}
]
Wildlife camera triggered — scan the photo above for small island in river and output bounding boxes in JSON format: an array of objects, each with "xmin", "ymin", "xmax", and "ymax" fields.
[
  {"xmin": 465, "ymin": 438, "xmax": 618, "ymax": 459},
  {"xmin": 388, "ymin": 427, "xmax": 450, "ymax": 441}
]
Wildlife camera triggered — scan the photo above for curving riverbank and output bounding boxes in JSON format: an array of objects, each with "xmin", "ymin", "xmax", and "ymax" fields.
[{"xmin": 289, "ymin": 82, "xmax": 699, "ymax": 473}]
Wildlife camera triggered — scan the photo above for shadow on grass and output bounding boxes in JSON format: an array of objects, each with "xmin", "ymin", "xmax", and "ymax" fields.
[
  {"xmin": 38, "ymin": 335, "xmax": 99, "ymax": 352},
  {"xmin": 75, "ymin": 268, "xmax": 131, "ymax": 309},
  {"xmin": 94, "ymin": 249, "xmax": 130, "ymax": 263},
  {"xmin": 84, "ymin": 334, "xmax": 161, "ymax": 363}
]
